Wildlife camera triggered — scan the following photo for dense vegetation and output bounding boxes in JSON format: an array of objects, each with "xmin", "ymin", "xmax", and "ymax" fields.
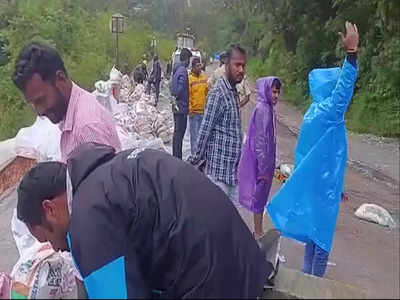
[
  {"xmin": 0, "ymin": 0, "xmax": 399, "ymax": 139},
  {"xmin": 140, "ymin": 0, "xmax": 399, "ymax": 137},
  {"xmin": 0, "ymin": 0, "xmax": 174, "ymax": 139}
]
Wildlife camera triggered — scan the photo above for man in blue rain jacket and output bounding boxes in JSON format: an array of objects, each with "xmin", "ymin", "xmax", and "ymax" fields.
[{"xmin": 267, "ymin": 21, "xmax": 359, "ymax": 277}]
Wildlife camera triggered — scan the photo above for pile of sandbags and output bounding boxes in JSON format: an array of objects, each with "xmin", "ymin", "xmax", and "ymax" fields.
[
  {"xmin": 129, "ymin": 83, "xmax": 146, "ymax": 103},
  {"xmin": 113, "ymin": 70, "xmax": 174, "ymax": 144},
  {"xmin": 154, "ymin": 110, "xmax": 174, "ymax": 143},
  {"xmin": 131, "ymin": 101, "xmax": 158, "ymax": 138},
  {"xmin": 113, "ymin": 100, "xmax": 174, "ymax": 144}
]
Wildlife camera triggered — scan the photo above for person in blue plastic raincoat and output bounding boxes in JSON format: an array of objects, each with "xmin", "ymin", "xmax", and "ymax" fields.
[
  {"xmin": 238, "ymin": 77, "xmax": 281, "ymax": 239},
  {"xmin": 267, "ymin": 22, "xmax": 359, "ymax": 277}
]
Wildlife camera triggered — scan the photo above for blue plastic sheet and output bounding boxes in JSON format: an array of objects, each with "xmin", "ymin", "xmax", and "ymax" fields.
[{"xmin": 267, "ymin": 59, "xmax": 357, "ymax": 252}]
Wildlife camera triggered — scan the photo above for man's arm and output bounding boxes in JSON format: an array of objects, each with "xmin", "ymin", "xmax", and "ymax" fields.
[
  {"xmin": 68, "ymin": 218, "xmax": 150, "ymax": 298},
  {"xmin": 193, "ymin": 89, "xmax": 224, "ymax": 162},
  {"xmin": 331, "ymin": 22, "xmax": 359, "ymax": 117}
]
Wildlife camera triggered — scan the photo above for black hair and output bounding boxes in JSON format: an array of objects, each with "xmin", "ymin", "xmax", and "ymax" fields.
[
  {"xmin": 154, "ymin": 55, "xmax": 158, "ymax": 61},
  {"xmin": 180, "ymin": 48, "xmax": 192, "ymax": 62},
  {"xmin": 133, "ymin": 68, "xmax": 144, "ymax": 84},
  {"xmin": 13, "ymin": 42, "xmax": 67, "ymax": 91},
  {"xmin": 226, "ymin": 44, "xmax": 246, "ymax": 62},
  {"xmin": 272, "ymin": 78, "xmax": 282, "ymax": 89},
  {"xmin": 17, "ymin": 162, "xmax": 67, "ymax": 226},
  {"xmin": 191, "ymin": 57, "xmax": 201, "ymax": 68}
]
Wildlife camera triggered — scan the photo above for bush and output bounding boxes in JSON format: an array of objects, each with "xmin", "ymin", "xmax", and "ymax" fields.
[{"xmin": 0, "ymin": 0, "xmax": 167, "ymax": 139}]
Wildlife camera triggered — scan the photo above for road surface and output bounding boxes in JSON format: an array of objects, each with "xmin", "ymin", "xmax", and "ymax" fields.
[{"xmin": 0, "ymin": 64, "xmax": 398, "ymax": 298}]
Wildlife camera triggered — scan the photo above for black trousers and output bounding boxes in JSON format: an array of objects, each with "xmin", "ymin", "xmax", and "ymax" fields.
[
  {"xmin": 154, "ymin": 81, "xmax": 160, "ymax": 104},
  {"xmin": 173, "ymin": 113, "xmax": 187, "ymax": 159}
]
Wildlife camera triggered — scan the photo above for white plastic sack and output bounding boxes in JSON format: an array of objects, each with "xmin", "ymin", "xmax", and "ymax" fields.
[
  {"xmin": 14, "ymin": 117, "xmax": 61, "ymax": 161},
  {"xmin": 129, "ymin": 84, "xmax": 146, "ymax": 103},
  {"xmin": 93, "ymin": 91, "xmax": 112, "ymax": 113},
  {"xmin": 117, "ymin": 126, "xmax": 140, "ymax": 151},
  {"xmin": 355, "ymin": 203, "xmax": 396, "ymax": 228},
  {"xmin": 109, "ymin": 65, "xmax": 122, "ymax": 84},
  {"xmin": 10, "ymin": 210, "xmax": 78, "ymax": 299},
  {"xmin": 94, "ymin": 80, "xmax": 111, "ymax": 95},
  {"xmin": 126, "ymin": 137, "xmax": 167, "ymax": 159}
]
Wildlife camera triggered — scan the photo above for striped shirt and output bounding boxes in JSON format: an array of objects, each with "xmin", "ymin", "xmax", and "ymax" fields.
[
  {"xmin": 59, "ymin": 83, "xmax": 121, "ymax": 162},
  {"xmin": 195, "ymin": 76, "xmax": 242, "ymax": 185}
]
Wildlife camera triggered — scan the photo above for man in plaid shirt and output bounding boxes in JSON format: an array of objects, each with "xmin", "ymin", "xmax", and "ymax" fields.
[{"xmin": 191, "ymin": 45, "xmax": 247, "ymax": 206}]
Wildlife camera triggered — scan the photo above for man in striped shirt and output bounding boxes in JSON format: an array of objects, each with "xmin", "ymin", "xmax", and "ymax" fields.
[
  {"xmin": 13, "ymin": 42, "xmax": 121, "ymax": 162},
  {"xmin": 190, "ymin": 45, "xmax": 246, "ymax": 206}
]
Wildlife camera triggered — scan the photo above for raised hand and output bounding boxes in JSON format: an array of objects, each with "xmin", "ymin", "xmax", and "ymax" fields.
[{"xmin": 339, "ymin": 21, "xmax": 359, "ymax": 53}]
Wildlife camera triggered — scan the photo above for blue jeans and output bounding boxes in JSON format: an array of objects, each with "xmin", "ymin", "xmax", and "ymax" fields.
[
  {"xmin": 189, "ymin": 114, "xmax": 203, "ymax": 155},
  {"xmin": 303, "ymin": 241, "xmax": 329, "ymax": 277}
]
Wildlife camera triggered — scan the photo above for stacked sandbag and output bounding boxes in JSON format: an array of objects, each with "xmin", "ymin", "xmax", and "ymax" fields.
[
  {"xmin": 10, "ymin": 211, "xmax": 78, "ymax": 299},
  {"xmin": 119, "ymin": 75, "xmax": 133, "ymax": 103},
  {"xmin": 154, "ymin": 110, "xmax": 174, "ymax": 143}
]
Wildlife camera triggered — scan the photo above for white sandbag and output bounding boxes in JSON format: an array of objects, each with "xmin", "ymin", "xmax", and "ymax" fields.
[
  {"xmin": 93, "ymin": 81, "xmax": 112, "ymax": 112},
  {"xmin": 126, "ymin": 137, "xmax": 167, "ymax": 159},
  {"xmin": 117, "ymin": 125, "xmax": 140, "ymax": 151},
  {"xmin": 10, "ymin": 210, "xmax": 78, "ymax": 299},
  {"xmin": 11, "ymin": 210, "xmax": 37, "ymax": 257},
  {"xmin": 11, "ymin": 245, "xmax": 78, "ymax": 299},
  {"xmin": 129, "ymin": 84, "xmax": 146, "ymax": 103},
  {"xmin": 94, "ymin": 80, "xmax": 111, "ymax": 95},
  {"xmin": 14, "ymin": 117, "xmax": 61, "ymax": 161},
  {"xmin": 109, "ymin": 65, "xmax": 122, "ymax": 84},
  {"xmin": 355, "ymin": 203, "xmax": 396, "ymax": 228}
]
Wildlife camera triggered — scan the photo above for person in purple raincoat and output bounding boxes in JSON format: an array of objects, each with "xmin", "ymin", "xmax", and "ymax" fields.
[{"xmin": 238, "ymin": 77, "xmax": 281, "ymax": 239}]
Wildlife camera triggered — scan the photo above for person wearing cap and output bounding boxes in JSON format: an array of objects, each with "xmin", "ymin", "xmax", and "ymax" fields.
[
  {"xmin": 17, "ymin": 142, "xmax": 271, "ymax": 299},
  {"xmin": 12, "ymin": 42, "xmax": 121, "ymax": 163}
]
